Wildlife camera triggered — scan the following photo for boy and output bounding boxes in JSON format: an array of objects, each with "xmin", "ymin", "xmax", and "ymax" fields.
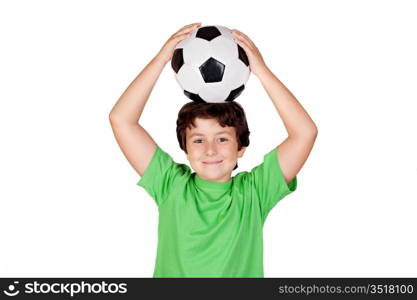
[{"xmin": 109, "ymin": 23, "xmax": 318, "ymax": 277}]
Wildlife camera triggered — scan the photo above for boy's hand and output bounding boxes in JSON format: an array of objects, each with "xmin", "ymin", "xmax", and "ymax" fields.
[
  {"xmin": 156, "ymin": 23, "xmax": 202, "ymax": 64},
  {"xmin": 231, "ymin": 29, "xmax": 268, "ymax": 77}
]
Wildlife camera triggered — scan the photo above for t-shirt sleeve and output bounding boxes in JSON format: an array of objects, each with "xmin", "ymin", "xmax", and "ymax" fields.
[
  {"xmin": 249, "ymin": 147, "xmax": 297, "ymax": 222},
  {"xmin": 136, "ymin": 145, "xmax": 191, "ymax": 207}
]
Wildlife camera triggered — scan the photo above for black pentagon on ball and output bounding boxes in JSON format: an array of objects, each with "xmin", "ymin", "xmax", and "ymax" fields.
[
  {"xmin": 237, "ymin": 45, "xmax": 249, "ymax": 67},
  {"xmin": 199, "ymin": 57, "xmax": 225, "ymax": 83},
  {"xmin": 225, "ymin": 85, "xmax": 245, "ymax": 102},
  {"xmin": 184, "ymin": 90, "xmax": 206, "ymax": 103},
  {"xmin": 196, "ymin": 26, "xmax": 222, "ymax": 41},
  {"xmin": 171, "ymin": 48, "xmax": 184, "ymax": 73}
]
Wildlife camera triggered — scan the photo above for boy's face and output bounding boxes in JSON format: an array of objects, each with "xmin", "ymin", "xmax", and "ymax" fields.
[{"xmin": 185, "ymin": 117, "xmax": 246, "ymax": 183}]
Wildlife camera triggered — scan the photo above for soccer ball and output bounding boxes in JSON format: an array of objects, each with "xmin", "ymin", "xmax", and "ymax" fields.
[{"xmin": 171, "ymin": 25, "xmax": 250, "ymax": 103}]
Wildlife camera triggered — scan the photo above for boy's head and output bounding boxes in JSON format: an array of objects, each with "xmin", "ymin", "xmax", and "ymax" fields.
[{"xmin": 176, "ymin": 102, "xmax": 250, "ymax": 183}]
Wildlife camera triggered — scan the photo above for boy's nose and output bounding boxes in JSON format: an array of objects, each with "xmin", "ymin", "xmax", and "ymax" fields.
[{"xmin": 205, "ymin": 143, "xmax": 217, "ymax": 155}]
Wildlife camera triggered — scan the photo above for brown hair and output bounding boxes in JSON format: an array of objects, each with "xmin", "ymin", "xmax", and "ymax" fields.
[{"xmin": 176, "ymin": 102, "xmax": 250, "ymax": 170}]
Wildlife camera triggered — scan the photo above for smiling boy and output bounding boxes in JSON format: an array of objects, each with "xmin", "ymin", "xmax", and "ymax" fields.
[
  {"xmin": 183, "ymin": 113, "xmax": 246, "ymax": 183},
  {"xmin": 109, "ymin": 23, "xmax": 318, "ymax": 277}
]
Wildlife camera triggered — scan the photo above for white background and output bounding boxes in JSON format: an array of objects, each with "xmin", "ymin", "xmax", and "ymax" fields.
[{"xmin": 1, "ymin": 0, "xmax": 416, "ymax": 277}]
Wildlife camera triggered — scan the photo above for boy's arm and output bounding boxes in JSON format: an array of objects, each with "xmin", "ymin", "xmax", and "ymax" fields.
[
  {"xmin": 109, "ymin": 23, "xmax": 201, "ymax": 177},
  {"xmin": 232, "ymin": 29, "xmax": 318, "ymax": 184},
  {"xmin": 109, "ymin": 55, "xmax": 168, "ymax": 176},
  {"xmin": 257, "ymin": 67, "xmax": 318, "ymax": 184},
  {"xmin": 109, "ymin": 56, "xmax": 165, "ymax": 177}
]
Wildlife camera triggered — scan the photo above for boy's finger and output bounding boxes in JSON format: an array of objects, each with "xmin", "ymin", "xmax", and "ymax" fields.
[
  {"xmin": 233, "ymin": 34, "xmax": 247, "ymax": 46},
  {"xmin": 181, "ymin": 23, "xmax": 201, "ymax": 30},
  {"xmin": 172, "ymin": 32, "xmax": 192, "ymax": 42},
  {"xmin": 232, "ymin": 30, "xmax": 246, "ymax": 41},
  {"xmin": 176, "ymin": 23, "xmax": 201, "ymax": 36},
  {"xmin": 234, "ymin": 37, "xmax": 248, "ymax": 50},
  {"xmin": 232, "ymin": 29, "xmax": 255, "ymax": 47}
]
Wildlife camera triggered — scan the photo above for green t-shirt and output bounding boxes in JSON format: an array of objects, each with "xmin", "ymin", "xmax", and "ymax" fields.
[{"xmin": 137, "ymin": 145, "xmax": 297, "ymax": 278}]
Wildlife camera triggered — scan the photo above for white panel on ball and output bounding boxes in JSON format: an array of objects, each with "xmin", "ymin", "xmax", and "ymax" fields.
[
  {"xmin": 199, "ymin": 82, "xmax": 231, "ymax": 103},
  {"xmin": 210, "ymin": 36, "xmax": 238, "ymax": 66},
  {"xmin": 175, "ymin": 64, "xmax": 205, "ymax": 94},
  {"xmin": 223, "ymin": 60, "xmax": 251, "ymax": 90},
  {"xmin": 181, "ymin": 38, "xmax": 211, "ymax": 67},
  {"xmin": 215, "ymin": 26, "xmax": 235, "ymax": 41}
]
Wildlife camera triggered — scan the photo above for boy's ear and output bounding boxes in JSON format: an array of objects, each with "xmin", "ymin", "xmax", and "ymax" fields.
[{"xmin": 237, "ymin": 146, "xmax": 247, "ymax": 158}]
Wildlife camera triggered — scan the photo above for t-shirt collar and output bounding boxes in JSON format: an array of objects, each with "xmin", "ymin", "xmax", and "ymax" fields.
[{"xmin": 194, "ymin": 173, "xmax": 233, "ymax": 190}]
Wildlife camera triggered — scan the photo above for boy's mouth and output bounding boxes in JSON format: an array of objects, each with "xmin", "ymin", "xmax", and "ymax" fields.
[{"xmin": 203, "ymin": 160, "xmax": 223, "ymax": 165}]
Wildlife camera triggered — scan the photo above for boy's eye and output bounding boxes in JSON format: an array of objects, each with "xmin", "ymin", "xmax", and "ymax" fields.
[{"xmin": 192, "ymin": 137, "xmax": 229, "ymax": 143}]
